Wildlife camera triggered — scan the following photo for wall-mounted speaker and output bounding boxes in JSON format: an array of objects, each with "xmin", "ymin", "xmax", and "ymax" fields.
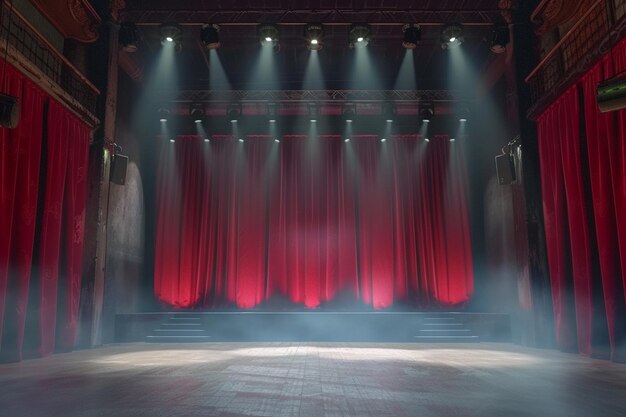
[
  {"xmin": 495, "ymin": 153, "xmax": 516, "ymax": 185},
  {"xmin": 110, "ymin": 154, "xmax": 128, "ymax": 185},
  {"xmin": 0, "ymin": 94, "xmax": 19, "ymax": 128}
]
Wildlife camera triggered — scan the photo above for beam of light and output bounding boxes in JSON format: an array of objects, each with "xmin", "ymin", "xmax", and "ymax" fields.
[
  {"xmin": 349, "ymin": 43, "xmax": 382, "ymax": 90},
  {"xmin": 393, "ymin": 49, "xmax": 417, "ymax": 90},
  {"xmin": 209, "ymin": 49, "xmax": 232, "ymax": 90},
  {"xmin": 132, "ymin": 38, "xmax": 180, "ymax": 142},
  {"xmin": 303, "ymin": 50, "xmax": 325, "ymax": 89},
  {"xmin": 248, "ymin": 42, "xmax": 280, "ymax": 90}
]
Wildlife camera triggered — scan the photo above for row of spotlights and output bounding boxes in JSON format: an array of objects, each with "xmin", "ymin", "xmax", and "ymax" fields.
[
  {"xmin": 120, "ymin": 22, "xmax": 508, "ymax": 52},
  {"xmin": 160, "ymin": 102, "xmax": 457, "ymax": 122}
]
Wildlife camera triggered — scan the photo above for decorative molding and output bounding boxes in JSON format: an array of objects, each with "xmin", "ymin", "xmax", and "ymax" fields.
[
  {"xmin": 30, "ymin": 0, "xmax": 101, "ymax": 42},
  {"xmin": 531, "ymin": 0, "xmax": 596, "ymax": 34},
  {"xmin": 110, "ymin": 0, "xmax": 126, "ymax": 22}
]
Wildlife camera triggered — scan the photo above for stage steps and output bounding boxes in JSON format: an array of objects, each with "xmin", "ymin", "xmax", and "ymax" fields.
[
  {"xmin": 142, "ymin": 312, "xmax": 480, "ymax": 343},
  {"xmin": 145, "ymin": 313, "xmax": 211, "ymax": 343},
  {"xmin": 414, "ymin": 315, "xmax": 479, "ymax": 342}
]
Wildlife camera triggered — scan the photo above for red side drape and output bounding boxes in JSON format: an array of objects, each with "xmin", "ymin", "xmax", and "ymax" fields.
[
  {"xmin": 0, "ymin": 62, "xmax": 90, "ymax": 362},
  {"xmin": 154, "ymin": 135, "xmax": 474, "ymax": 309},
  {"xmin": 538, "ymin": 38, "xmax": 626, "ymax": 362}
]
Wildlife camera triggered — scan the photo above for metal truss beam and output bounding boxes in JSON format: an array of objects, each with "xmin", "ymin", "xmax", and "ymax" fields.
[
  {"xmin": 122, "ymin": 8, "xmax": 505, "ymax": 26},
  {"xmin": 167, "ymin": 90, "xmax": 465, "ymax": 103}
]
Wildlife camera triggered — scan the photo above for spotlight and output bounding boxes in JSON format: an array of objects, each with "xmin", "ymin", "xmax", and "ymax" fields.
[
  {"xmin": 349, "ymin": 23, "xmax": 371, "ymax": 47},
  {"xmin": 119, "ymin": 22, "xmax": 139, "ymax": 52},
  {"xmin": 204, "ymin": 138, "xmax": 210, "ymax": 142},
  {"xmin": 419, "ymin": 102, "xmax": 434, "ymax": 122},
  {"xmin": 157, "ymin": 105, "xmax": 170, "ymax": 122},
  {"xmin": 274, "ymin": 138, "xmax": 280, "ymax": 143},
  {"xmin": 450, "ymin": 138, "xmax": 456, "ymax": 142},
  {"xmin": 160, "ymin": 23, "xmax": 182, "ymax": 46},
  {"xmin": 342, "ymin": 103, "xmax": 356, "ymax": 121},
  {"xmin": 169, "ymin": 139, "xmax": 175, "ymax": 143},
  {"xmin": 201, "ymin": 24, "xmax": 220, "ymax": 49},
  {"xmin": 490, "ymin": 25, "xmax": 510, "ymax": 54},
  {"xmin": 238, "ymin": 138, "xmax": 245, "ymax": 142},
  {"xmin": 441, "ymin": 23, "xmax": 464, "ymax": 49},
  {"xmin": 424, "ymin": 138, "xmax": 430, "ymax": 142},
  {"xmin": 380, "ymin": 138, "xmax": 387, "ymax": 142},
  {"xmin": 402, "ymin": 24, "xmax": 421, "ymax": 49},
  {"xmin": 305, "ymin": 24, "xmax": 324, "ymax": 51},
  {"xmin": 258, "ymin": 24, "xmax": 280, "ymax": 45},
  {"xmin": 190, "ymin": 103, "xmax": 205, "ymax": 123},
  {"xmin": 382, "ymin": 102, "xmax": 396, "ymax": 121},
  {"xmin": 267, "ymin": 102, "xmax": 278, "ymax": 119},
  {"xmin": 457, "ymin": 106, "xmax": 470, "ymax": 122},
  {"xmin": 308, "ymin": 102, "xmax": 319, "ymax": 121},
  {"xmin": 228, "ymin": 103, "xmax": 242, "ymax": 122},
  {"xmin": 344, "ymin": 138, "xmax": 351, "ymax": 142}
]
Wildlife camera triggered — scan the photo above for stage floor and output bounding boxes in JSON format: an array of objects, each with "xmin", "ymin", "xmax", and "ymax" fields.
[{"xmin": 1, "ymin": 343, "xmax": 625, "ymax": 417}]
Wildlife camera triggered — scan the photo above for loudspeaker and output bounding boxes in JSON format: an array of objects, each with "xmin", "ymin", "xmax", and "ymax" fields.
[
  {"xmin": 110, "ymin": 154, "xmax": 128, "ymax": 185},
  {"xmin": 0, "ymin": 94, "xmax": 19, "ymax": 128},
  {"xmin": 495, "ymin": 153, "xmax": 516, "ymax": 185}
]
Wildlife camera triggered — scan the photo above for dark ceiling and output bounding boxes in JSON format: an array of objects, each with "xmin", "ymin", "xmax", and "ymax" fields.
[{"xmin": 121, "ymin": 0, "xmax": 506, "ymax": 93}]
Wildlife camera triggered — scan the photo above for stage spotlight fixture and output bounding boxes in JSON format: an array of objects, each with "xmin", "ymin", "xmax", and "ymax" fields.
[
  {"xmin": 274, "ymin": 138, "xmax": 280, "ymax": 143},
  {"xmin": 160, "ymin": 23, "xmax": 182, "ymax": 46},
  {"xmin": 305, "ymin": 24, "xmax": 324, "ymax": 50},
  {"xmin": 344, "ymin": 138, "xmax": 351, "ymax": 142},
  {"xmin": 119, "ymin": 22, "xmax": 139, "ymax": 52},
  {"xmin": 267, "ymin": 102, "xmax": 278, "ymax": 119},
  {"xmin": 342, "ymin": 103, "xmax": 356, "ymax": 121},
  {"xmin": 238, "ymin": 138, "xmax": 245, "ymax": 142},
  {"xmin": 490, "ymin": 25, "xmax": 510, "ymax": 54},
  {"xmin": 419, "ymin": 102, "xmax": 434, "ymax": 122},
  {"xmin": 157, "ymin": 105, "xmax": 170, "ymax": 122},
  {"xmin": 201, "ymin": 24, "xmax": 220, "ymax": 49},
  {"xmin": 457, "ymin": 106, "xmax": 470, "ymax": 122},
  {"xmin": 382, "ymin": 102, "xmax": 396, "ymax": 122},
  {"xmin": 450, "ymin": 138, "xmax": 456, "ymax": 142},
  {"xmin": 349, "ymin": 23, "xmax": 371, "ymax": 47},
  {"xmin": 204, "ymin": 138, "xmax": 210, "ymax": 142},
  {"xmin": 424, "ymin": 138, "xmax": 430, "ymax": 142},
  {"xmin": 228, "ymin": 103, "xmax": 242, "ymax": 122},
  {"xmin": 169, "ymin": 138, "xmax": 175, "ymax": 143},
  {"xmin": 190, "ymin": 103, "xmax": 205, "ymax": 123},
  {"xmin": 441, "ymin": 23, "xmax": 464, "ymax": 49},
  {"xmin": 380, "ymin": 138, "xmax": 387, "ymax": 142},
  {"xmin": 258, "ymin": 24, "xmax": 280, "ymax": 45},
  {"xmin": 308, "ymin": 102, "xmax": 319, "ymax": 121},
  {"xmin": 402, "ymin": 24, "xmax": 421, "ymax": 49}
]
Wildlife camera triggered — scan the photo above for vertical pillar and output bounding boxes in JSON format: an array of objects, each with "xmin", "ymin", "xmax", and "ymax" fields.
[
  {"xmin": 77, "ymin": 3, "xmax": 119, "ymax": 347},
  {"xmin": 506, "ymin": 0, "xmax": 556, "ymax": 347}
]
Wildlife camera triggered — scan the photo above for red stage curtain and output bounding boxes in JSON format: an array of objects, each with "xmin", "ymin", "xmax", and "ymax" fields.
[
  {"xmin": 0, "ymin": 62, "xmax": 90, "ymax": 362},
  {"xmin": 538, "ymin": 38, "xmax": 626, "ymax": 362},
  {"xmin": 154, "ymin": 135, "xmax": 474, "ymax": 309}
]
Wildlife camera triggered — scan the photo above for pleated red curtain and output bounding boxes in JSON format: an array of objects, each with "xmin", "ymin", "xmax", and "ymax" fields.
[
  {"xmin": 154, "ymin": 134, "xmax": 474, "ymax": 309},
  {"xmin": 0, "ymin": 62, "xmax": 90, "ymax": 362},
  {"xmin": 537, "ymin": 38, "xmax": 626, "ymax": 362}
]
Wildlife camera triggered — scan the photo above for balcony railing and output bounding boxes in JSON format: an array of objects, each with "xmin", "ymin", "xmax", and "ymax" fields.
[
  {"xmin": 526, "ymin": 0, "xmax": 626, "ymax": 117},
  {"xmin": 0, "ymin": 3, "xmax": 99, "ymax": 120}
]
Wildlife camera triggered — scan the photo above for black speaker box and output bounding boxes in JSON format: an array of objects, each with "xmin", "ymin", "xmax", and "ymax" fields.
[
  {"xmin": 110, "ymin": 154, "xmax": 128, "ymax": 185},
  {"xmin": 495, "ymin": 153, "xmax": 516, "ymax": 185}
]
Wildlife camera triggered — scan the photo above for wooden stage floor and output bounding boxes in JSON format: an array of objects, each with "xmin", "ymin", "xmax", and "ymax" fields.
[{"xmin": 1, "ymin": 343, "xmax": 625, "ymax": 417}]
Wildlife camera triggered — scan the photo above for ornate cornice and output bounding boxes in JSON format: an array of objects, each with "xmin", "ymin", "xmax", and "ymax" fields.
[
  {"xmin": 531, "ymin": 0, "xmax": 595, "ymax": 34},
  {"xmin": 30, "ymin": 0, "xmax": 101, "ymax": 42}
]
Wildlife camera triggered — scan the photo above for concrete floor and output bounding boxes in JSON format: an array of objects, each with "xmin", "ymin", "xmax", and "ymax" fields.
[{"xmin": 1, "ymin": 343, "xmax": 625, "ymax": 417}]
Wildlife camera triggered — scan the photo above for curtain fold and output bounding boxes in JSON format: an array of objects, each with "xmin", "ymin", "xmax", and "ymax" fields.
[
  {"xmin": 154, "ymin": 135, "xmax": 474, "ymax": 309},
  {"xmin": 537, "ymin": 38, "xmax": 626, "ymax": 362},
  {"xmin": 0, "ymin": 61, "xmax": 90, "ymax": 362}
]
